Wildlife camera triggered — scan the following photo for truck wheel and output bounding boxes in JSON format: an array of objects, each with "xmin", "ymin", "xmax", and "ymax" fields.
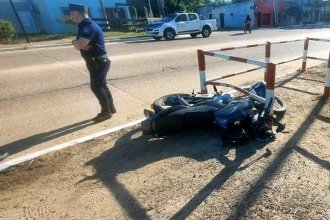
[
  {"xmin": 153, "ymin": 36, "xmax": 162, "ymax": 41},
  {"xmin": 202, "ymin": 26, "xmax": 211, "ymax": 38},
  {"xmin": 164, "ymin": 29, "xmax": 175, "ymax": 40},
  {"xmin": 190, "ymin": 33, "xmax": 198, "ymax": 38}
]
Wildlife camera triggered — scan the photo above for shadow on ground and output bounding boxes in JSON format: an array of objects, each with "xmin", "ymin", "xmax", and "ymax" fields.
[
  {"xmin": 227, "ymin": 71, "xmax": 330, "ymax": 219},
  {"xmin": 81, "ymin": 126, "xmax": 271, "ymax": 219},
  {"xmin": 80, "ymin": 70, "xmax": 329, "ymax": 219},
  {"xmin": 0, "ymin": 119, "xmax": 94, "ymax": 156}
]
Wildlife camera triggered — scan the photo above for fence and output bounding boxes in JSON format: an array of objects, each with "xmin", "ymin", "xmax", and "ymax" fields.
[
  {"xmin": 92, "ymin": 17, "xmax": 161, "ymax": 32},
  {"xmin": 197, "ymin": 49, "xmax": 276, "ymax": 115},
  {"xmin": 301, "ymin": 37, "xmax": 330, "ymax": 96},
  {"xmin": 198, "ymin": 38, "xmax": 330, "ymax": 100},
  {"xmin": 207, "ymin": 39, "xmax": 305, "ymax": 82}
]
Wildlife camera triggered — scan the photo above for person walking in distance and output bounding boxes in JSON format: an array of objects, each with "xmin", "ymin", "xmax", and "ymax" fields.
[
  {"xmin": 69, "ymin": 3, "xmax": 116, "ymax": 122},
  {"xmin": 244, "ymin": 15, "xmax": 252, "ymax": 34}
]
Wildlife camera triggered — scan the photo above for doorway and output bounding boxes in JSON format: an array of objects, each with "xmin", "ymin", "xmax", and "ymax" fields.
[{"xmin": 220, "ymin": 13, "xmax": 224, "ymax": 28}]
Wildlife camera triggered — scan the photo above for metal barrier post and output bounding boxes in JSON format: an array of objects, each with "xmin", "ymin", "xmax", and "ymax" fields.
[
  {"xmin": 264, "ymin": 42, "xmax": 271, "ymax": 82},
  {"xmin": 302, "ymin": 38, "xmax": 309, "ymax": 72},
  {"xmin": 265, "ymin": 63, "xmax": 276, "ymax": 128},
  {"xmin": 198, "ymin": 50, "xmax": 208, "ymax": 94},
  {"xmin": 324, "ymin": 51, "xmax": 330, "ymax": 97}
]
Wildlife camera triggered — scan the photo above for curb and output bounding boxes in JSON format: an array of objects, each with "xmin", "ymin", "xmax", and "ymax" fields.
[
  {"xmin": 0, "ymin": 36, "xmax": 150, "ymax": 52},
  {"xmin": 0, "ymin": 118, "xmax": 145, "ymax": 172},
  {"xmin": 278, "ymin": 23, "xmax": 330, "ymax": 29}
]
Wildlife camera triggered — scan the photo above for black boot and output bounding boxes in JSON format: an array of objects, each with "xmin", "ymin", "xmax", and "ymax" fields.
[
  {"xmin": 109, "ymin": 102, "xmax": 117, "ymax": 114},
  {"xmin": 93, "ymin": 105, "xmax": 112, "ymax": 122}
]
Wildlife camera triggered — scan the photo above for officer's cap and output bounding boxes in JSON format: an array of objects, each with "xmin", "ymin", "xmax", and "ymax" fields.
[{"xmin": 68, "ymin": 3, "xmax": 88, "ymax": 13}]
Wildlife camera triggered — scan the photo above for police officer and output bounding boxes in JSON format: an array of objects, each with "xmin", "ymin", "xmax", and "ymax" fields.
[{"xmin": 69, "ymin": 3, "xmax": 116, "ymax": 122}]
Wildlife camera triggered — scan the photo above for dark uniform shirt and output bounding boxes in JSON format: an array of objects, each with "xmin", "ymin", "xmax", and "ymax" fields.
[{"xmin": 77, "ymin": 18, "xmax": 107, "ymax": 59}]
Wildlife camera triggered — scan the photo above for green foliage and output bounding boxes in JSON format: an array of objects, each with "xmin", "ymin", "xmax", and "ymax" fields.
[
  {"xmin": 127, "ymin": 0, "xmax": 212, "ymax": 16},
  {"xmin": 0, "ymin": 19, "xmax": 15, "ymax": 43},
  {"xmin": 166, "ymin": 0, "xmax": 207, "ymax": 12}
]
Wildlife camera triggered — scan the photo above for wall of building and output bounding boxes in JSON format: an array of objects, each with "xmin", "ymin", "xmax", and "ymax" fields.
[
  {"xmin": 0, "ymin": 0, "xmax": 39, "ymax": 33},
  {"xmin": 196, "ymin": 5, "xmax": 215, "ymax": 19},
  {"xmin": 0, "ymin": 0, "xmax": 128, "ymax": 34},
  {"xmin": 33, "ymin": 0, "xmax": 127, "ymax": 34},
  {"xmin": 212, "ymin": 1, "xmax": 255, "ymax": 28},
  {"xmin": 254, "ymin": 0, "xmax": 305, "ymax": 27}
]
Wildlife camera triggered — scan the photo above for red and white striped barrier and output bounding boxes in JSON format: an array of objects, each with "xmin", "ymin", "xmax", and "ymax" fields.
[
  {"xmin": 208, "ymin": 43, "xmax": 266, "ymax": 53},
  {"xmin": 301, "ymin": 37, "xmax": 330, "ymax": 72},
  {"xmin": 271, "ymin": 39, "xmax": 304, "ymax": 45},
  {"xmin": 300, "ymin": 37, "xmax": 330, "ymax": 96},
  {"xmin": 275, "ymin": 57, "xmax": 302, "ymax": 65},
  {"xmin": 208, "ymin": 39, "xmax": 304, "ymax": 53},
  {"xmin": 325, "ymin": 52, "xmax": 330, "ymax": 97},
  {"xmin": 204, "ymin": 51, "xmax": 267, "ymax": 67},
  {"xmin": 264, "ymin": 42, "xmax": 271, "ymax": 82},
  {"xmin": 306, "ymin": 56, "xmax": 328, "ymax": 62},
  {"xmin": 308, "ymin": 38, "xmax": 330, "ymax": 43},
  {"xmin": 302, "ymin": 38, "xmax": 309, "ymax": 72},
  {"xmin": 207, "ymin": 39, "xmax": 304, "ymax": 83},
  {"xmin": 206, "ymin": 67, "xmax": 264, "ymax": 83},
  {"xmin": 264, "ymin": 40, "xmax": 304, "ymax": 81},
  {"xmin": 197, "ymin": 50, "xmax": 207, "ymax": 94},
  {"xmin": 197, "ymin": 49, "xmax": 276, "ymax": 114},
  {"xmin": 197, "ymin": 38, "xmax": 329, "ymax": 110}
]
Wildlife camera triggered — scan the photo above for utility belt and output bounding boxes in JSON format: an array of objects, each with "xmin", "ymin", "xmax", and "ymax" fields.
[
  {"xmin": 84, "ymin": 54, "xmax": 108, "ymax": 62},
  {"xmin": 84, "ymin": 54, "xmax": 109, "ymax": 73}
]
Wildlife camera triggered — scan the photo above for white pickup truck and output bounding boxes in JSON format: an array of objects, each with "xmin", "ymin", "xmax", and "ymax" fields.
[{"xmin": 146, "ymin": 12, "xmax": 217, "ymax": 40}]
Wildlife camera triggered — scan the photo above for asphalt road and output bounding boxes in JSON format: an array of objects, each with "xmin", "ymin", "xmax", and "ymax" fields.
[{"xmin": 1, "ymin": 28, "xmax": 329, "ymax": 160}]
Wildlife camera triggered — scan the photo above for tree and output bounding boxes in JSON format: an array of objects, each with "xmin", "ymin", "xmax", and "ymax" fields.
[
  {"xmin": 0, "ymin": 19, "xmax": 15, "ymax": 43},
  {"xmin": 127, "ymin": 0, "xmax": 160, "ymax": 17},
  {"xmin": 164, "ymin": 0, "xmax": 210, "ymax": 13},
  {"xmin": 128, "ymin": 0, "xmax": 213, "ymax": 16}
]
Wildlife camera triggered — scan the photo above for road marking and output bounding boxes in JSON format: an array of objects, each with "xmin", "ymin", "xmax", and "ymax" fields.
[{"xmin": 0, "ymin": 118, "xmax": 145, "ymax": 172}]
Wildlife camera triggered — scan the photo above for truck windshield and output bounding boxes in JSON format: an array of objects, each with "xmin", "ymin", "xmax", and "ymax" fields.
[{"xmin": 161, "ymin": 14, "xmax": 176, "ymax": 21}]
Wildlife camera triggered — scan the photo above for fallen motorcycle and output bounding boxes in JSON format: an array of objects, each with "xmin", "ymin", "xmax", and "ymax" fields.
[{"xmin": 141, "ymin": 82, "xmax": 286, "ymax": 146}]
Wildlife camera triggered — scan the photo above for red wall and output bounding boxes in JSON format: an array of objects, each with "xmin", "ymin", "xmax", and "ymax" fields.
[{"xmin": 254, "ymin": 0, "xmax": 286, "ymax": 27}]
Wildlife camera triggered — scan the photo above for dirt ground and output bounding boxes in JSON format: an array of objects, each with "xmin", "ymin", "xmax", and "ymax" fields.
[{"xmin": 0, "ymin": 65, "xmax": 329, "ymax": 220}]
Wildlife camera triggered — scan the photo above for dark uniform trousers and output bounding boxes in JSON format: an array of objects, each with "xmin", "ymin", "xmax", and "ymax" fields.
[{"xmin": 84, "ymin": 56, "xmax": 113, "ymax": 107}]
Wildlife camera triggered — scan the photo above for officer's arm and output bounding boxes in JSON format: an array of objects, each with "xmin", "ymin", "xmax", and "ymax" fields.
[{"xmin": 73, "ymin": 37, "xmax": 90, "ymax": 50}]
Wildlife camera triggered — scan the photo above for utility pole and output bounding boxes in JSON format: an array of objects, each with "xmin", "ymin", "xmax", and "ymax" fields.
[
  {"xmin": 273, "ymin": 0, "xmax": 278, "ymax": 27},
  {"xmin": 9, "ymin": 0, "xmax": 30, "ymax": 43},
  {"xmin": 157, "ymin": 0, "xmax": 165, "ymax": 17},
  {"xmin": 148, "ymin": 0, "xmax": 154, "ymax": 17},
  {"xmin": 99, "ymin": 0, "xmax": 108, "ymax": 19},
  {"xmin": 99, "ymin": 0, "xmax": 110, "ymax": 31}
]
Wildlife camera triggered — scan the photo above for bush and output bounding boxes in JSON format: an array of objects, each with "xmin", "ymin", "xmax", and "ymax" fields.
[{"xmin": 0, "ymin": 19, "xmax": 15, "ymax": 43}]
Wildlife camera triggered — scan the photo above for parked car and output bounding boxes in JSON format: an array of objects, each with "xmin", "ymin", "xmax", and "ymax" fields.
[{"xmin": 146, "ymin": 12, "xmax": 217, "ymax": 40}]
